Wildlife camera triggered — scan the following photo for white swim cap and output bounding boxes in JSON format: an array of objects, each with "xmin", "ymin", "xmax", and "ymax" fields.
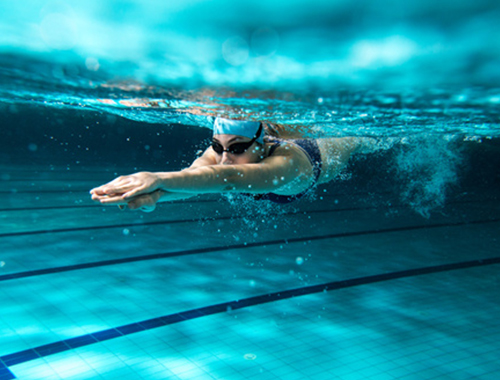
[{"xmin": 213, "ymin": 117, "xmax": 264, "ymax": 144}]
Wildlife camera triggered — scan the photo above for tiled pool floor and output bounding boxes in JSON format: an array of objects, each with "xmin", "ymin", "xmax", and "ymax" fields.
[{"xmin": 1, "ymin": 167, "xmax": 499, "ymax": 379}]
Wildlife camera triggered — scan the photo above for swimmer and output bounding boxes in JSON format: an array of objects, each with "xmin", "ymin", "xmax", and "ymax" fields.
[{"xmin": 90, "ymin": 117, "xmax": 373, "ymax": 211}]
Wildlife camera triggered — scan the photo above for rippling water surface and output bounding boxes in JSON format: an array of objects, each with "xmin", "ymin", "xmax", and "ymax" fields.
[{"xmin": 1, "ymin": 0, "xmax": 499, "ymax": 138}]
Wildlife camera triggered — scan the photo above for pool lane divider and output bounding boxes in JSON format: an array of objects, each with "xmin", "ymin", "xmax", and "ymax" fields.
[
  {"xmin": 1, "ymin": 255, "xmax": 500, "ymax": 379},
  {"xmin": 1, "ymin": 218, "xmax": 499, "ymax": 284}
]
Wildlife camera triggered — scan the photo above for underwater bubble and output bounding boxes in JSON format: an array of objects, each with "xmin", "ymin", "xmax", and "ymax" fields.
[
  {"xmin": 0, "ymin": 261, "xmax": 5, "ymax": 268},
  {"xmin": 296, "ymin": 257, "xmax": 304, "ymax": 265},
  {"xmin": 222, "ymin": 36, "xmax": 249, "ymax": 66},
  {"xmin": 244, "ymin": 353, "xmax": 257, "ymax": 360},
  {"xmin": 122, "ymin": 229, "xmax": 130, "ymax": 236},
  {"xmin": 85, "ymin": 57, "xmax": 100, "ymax": 71},
  {"xmin": 249, "ymin": 280, "xmax": 256, "ymax": 287},
  {"xmin": 28, "ymin": 144, "xmax": 38, "ymax": 152}
]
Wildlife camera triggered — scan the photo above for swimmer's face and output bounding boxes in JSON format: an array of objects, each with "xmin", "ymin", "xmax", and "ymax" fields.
[{"xmin": 212, "ymin": 134, "xmax": 265, "ymax": 165}]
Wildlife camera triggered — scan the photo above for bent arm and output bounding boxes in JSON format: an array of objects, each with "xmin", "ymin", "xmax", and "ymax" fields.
[{"xmin": 184, "ymin": 147, "xmax": 218, "ymax": 170}]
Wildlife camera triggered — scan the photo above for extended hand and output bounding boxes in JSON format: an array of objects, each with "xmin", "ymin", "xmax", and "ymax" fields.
[
  {"xmin": 91, "ymin": 189, "xmax": 164, "ymax": 212},
  {"xmin": 90, "ymin": 172, "xmax": 161, "ymax": 200}
]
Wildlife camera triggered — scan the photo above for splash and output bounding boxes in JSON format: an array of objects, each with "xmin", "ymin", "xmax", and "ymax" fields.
[
  {"xmin": 222, "ymin": 193, "xmax": 295, "ymax": 238},
  {"xmin": 394, "ymin": 135, "xmax": 463, "ymax": 218}
]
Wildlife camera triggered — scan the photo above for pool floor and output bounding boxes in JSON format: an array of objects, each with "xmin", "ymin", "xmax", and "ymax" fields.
[{"xmin": 1, "ymin": 165, "xmax": 499, "ymax": 379}]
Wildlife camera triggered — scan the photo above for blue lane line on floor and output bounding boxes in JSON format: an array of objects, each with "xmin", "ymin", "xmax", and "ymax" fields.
[
  {"xmin": 0, "ymin": 199, "xmax": 218, "ymax": 213},
  {"xmin": 1, "ymin": 256, "xmax": 500, "ymax": 379},
  {"xmin": 1, "ymin": 218, "xmax": 499, "ymax": 283},
  {"xmin": 0, "ymin": 217, "xmax": 216, "ymax": 238},
  {"xmin": 0, "ymin": 362, "xmax": 15, "ymax": 380}
]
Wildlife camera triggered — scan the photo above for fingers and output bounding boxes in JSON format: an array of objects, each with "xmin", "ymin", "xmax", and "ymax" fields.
[
  {"xmin": 98, "ymin": 182, "xmax": 135, "ymax": 196},
  {"xmin": 93, "ymin": 191, "xmax": 158, "ymax": 213},
  {"xmin": 122, "ymin": 186, "xmax": 148, "ymax": 200},
  {"xmin": 94, "ymin": 194, "xmax": 128, "ymax": 205},
  {"xmin": 90, "ymin": 173, "xmax": 159, "ymax": 200},
  {"xmin": 90, "ymin": 176, "xmax": 133, "ymax": 195},
  {"xmin": 90, "ymin": 172, "xmax": 160, "ymax": 212},
  {"xmin": 101, "ymin": 197, "xmax": 128, "ymax": 205}
]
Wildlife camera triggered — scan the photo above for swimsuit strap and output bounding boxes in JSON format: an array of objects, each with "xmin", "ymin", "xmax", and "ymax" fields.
[
  {"xmin": 253, "ymin": 138, "xmax": 322, "ymax": 204},
  {"xmin": 267, "ymin": 139, "xmax": 282, "ymax": 157},
  {"xmin": 289, "ymin": 139, "xmax": 322, "ymax": 186},
  {"xmin": 267, "ymin": 138, "xmax": 322, "ymax": 186}
]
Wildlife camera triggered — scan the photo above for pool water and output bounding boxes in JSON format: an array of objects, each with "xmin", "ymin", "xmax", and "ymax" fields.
[{"xmin": 1, "ymin": 1, "xmax": 500, "ymax": 379}]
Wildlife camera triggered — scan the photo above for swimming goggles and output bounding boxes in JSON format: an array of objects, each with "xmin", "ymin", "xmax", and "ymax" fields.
[{"xmin": 212, "ymin": 123, "xmax": 263, "ymax": 155}]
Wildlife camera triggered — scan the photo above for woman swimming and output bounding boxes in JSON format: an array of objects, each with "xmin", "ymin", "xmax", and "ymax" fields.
[{"xmin": 90, "ymin": 117, "xmax": 370, "ymax": 211}]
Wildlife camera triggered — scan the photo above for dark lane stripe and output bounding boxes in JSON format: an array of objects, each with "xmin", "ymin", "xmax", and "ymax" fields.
[
  {"xmin": 0, "ymin": 195, "xmax": 497, "ymax": 214},
  {"xmin": 0, "ymin": 204, "xmax": 105, "ymax": 212},
  {"xmin": 0, "ymin": 206, "xmax": 382, "ymax": 238},
  {"xmin": 1, "ymin": 256, "xmax": 499, "ymax": 379},
  {"xmin": 0, "ymin": 364, "xmax": 15, "ymax": 380},
  {"xmin": 1, "ymin": 197, "xmax": 499, "ymax": 238},
  {"xmin": 0, "ymin": 217, "xmax": 224, "ymax": 238},
  {"xmin": 1, "ymin": 218, "xmax": 499, "ymax": 283},
  {"xmin": 0, "ymin": 199, "xmax": 218, "ymax": 213}
]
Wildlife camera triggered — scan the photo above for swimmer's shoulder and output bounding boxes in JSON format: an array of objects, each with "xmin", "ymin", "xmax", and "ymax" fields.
[{"xmin": 264, "ymin": 138, "xmax": 312, "ymax": 161}]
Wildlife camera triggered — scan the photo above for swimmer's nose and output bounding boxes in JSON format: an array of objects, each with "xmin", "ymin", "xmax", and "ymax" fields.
[{"xmin": 220, "ymin": 152, "xmax": 232, "ymax": 165}]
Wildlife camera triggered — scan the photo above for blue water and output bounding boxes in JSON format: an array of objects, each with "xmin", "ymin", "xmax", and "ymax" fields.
[
  {"xmin": 1, "ymin": 0, "xmax": 499, "ymax": 137},
  {"xmin": 1, "ymin": 1, "xmax": 500, "ymax": 379}
]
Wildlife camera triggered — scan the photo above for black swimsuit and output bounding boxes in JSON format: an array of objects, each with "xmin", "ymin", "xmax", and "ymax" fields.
[{"xmin": 253, "ymin": 138, "xmax": 323, "ymax": 204}]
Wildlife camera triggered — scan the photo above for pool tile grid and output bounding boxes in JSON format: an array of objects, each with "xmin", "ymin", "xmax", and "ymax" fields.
[
  {"xmin": 2, "ymin": 166, "xmax": 500, "ymax": 379},
  {"xmin": 2, "ymin": 263, "xmax": 500, "ymax": 379},
  {"xmin": 3, "ymin": 223, "xmax": 499, "ymax": 360}
]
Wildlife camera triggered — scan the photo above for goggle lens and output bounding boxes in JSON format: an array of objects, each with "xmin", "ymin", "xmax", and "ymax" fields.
[{"xmin": 211, "ymin": 141, "xmax": 253, "ymax": 155}]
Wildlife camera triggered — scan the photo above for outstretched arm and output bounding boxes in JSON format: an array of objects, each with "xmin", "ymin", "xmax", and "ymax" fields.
[
  {"xmin": 90, "ymin": 146, "xmax": 314, "ymax": 206},
  {"xmin": 90, "ymin": 147, "xmax": 218, "ymax": 207}
]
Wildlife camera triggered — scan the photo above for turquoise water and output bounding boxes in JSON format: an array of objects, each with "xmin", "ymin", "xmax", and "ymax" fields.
[{"xmin": 1, "ymin": 1, "xmax": 500, "ymax": 379}]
